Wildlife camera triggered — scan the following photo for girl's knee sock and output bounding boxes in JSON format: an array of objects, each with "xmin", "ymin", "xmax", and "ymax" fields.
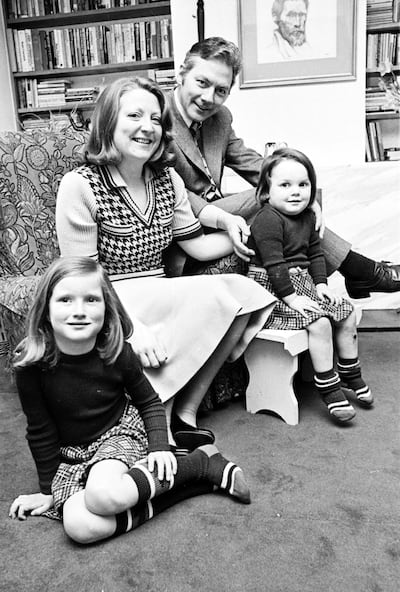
[
  {"xmin": 126, "ymin": 446, "xmax": 250, "ymax": 506},
  {"xmin": 314, "ymin": 369, "xmax": 356, "ymax": 423},
  {"xmin": 113, "ymin": 481, "xmax": 213, "ymax": 537},
  {"xmin": 337, "ymin": 358, "xmax": 373, "ymax": 406}
]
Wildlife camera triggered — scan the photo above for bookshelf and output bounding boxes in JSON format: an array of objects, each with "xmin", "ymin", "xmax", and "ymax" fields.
[
  {"xmin": 2, "ymin": 1, "xmax": 175, "ymax": 129},
  {"xmin": 365, "ymin": 1, "xmax": 400, "ymax": 161}
]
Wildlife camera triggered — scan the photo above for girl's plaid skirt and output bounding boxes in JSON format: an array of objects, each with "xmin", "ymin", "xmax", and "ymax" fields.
[
  {"xmin": 248, "ymin": 265, "xmax": 353, "ymax": 331},
  {"xmin": 46, "ymin": 401, "xmax": 148, "ymax": 521}
]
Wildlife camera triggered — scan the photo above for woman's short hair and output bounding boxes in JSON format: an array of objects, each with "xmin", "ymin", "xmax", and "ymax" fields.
[
  {"xmin": 256, "ymin": 147, "xmax": 317, "ymax": 206},
  {"xmin": 180, "ymin": 37, "xmax": 242, "ymax": 87},
  {"xmin": 84, "ymin": 77, "xmax": 175, "ymax": 169},
  {"xmin": 13, "ymin": 257, "xmax": 133, "ymax": 368}
]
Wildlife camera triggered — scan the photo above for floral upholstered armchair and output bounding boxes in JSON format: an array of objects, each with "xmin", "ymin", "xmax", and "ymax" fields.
[{"xmin": 0, "ymin": 126, "xmax": 87, "ymax": 359}]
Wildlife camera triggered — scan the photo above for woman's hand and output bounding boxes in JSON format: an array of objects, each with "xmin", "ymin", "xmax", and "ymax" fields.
[
  {"xmin": 310, "ymin": 201, "xmax": 326, "ymax": 238},
  {"xmin": 284, "ymin": 294, "xmax": 322, "ymax": 318},
  {"xmin": 131, "ymin": 319, "xmax": 168, "ymax": 369},
  {"xmin": 316, "ymin": 283, "xmax": 343, "ymax": 306},
  {"xmin": 223, "ymin": 215, "xmax": 255, "ymax": 262},
  {"xmin": 147, "ymin": 451, "xmax": 177, "ymax": 482},
  {"xmin": 9, "ymin": 492, "xmax": 54, "ymax": 520}
]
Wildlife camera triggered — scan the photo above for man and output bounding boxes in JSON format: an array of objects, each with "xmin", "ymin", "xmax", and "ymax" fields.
[{"xmin": 166, "ymin": 36, "xmax": 400, "ymax": 298}]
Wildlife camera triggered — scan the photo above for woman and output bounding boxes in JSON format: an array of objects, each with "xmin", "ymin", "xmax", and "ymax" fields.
[{"xmin": 56, "ymin": 77, "xmax": 276, "ymax": 449}]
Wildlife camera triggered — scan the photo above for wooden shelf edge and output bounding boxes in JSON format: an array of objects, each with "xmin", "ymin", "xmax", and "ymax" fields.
[
  {"xmin": 6, "ymin": 1, "xmax": 171, "ymax": 28},
  {"xmin": 18, "ymin": 102, "xmax": 96, "ymax": 114},
  {"xmin": 367, "ymin": 22, "xmax": 400, "ymax": 34},
  {"xmin": 366, "ymin": 112, "xmax": 400, "ymax": 121},
  {"xmin": 13, "ymin": 58, "xmax": 174, "ymax": 78}
]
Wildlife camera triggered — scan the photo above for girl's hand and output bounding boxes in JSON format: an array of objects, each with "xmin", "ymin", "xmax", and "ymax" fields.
[
  {"xmin": 316, "ymin": 283, "xmax": 343, "ymax": 306},
  {"xmin": 285, "ymin": 295, "xmax": 322, "ymax": 318},
  {"xmin": 147, "ymin": 451, "xmax": 177, "ymax": 482},
  {"xmin": 310, "ymin": 201, "xmax": 326, "ymax": 238},
  {"xmin": 131, "ymin": 319, "xmax": 168, "ymax": 369},
  {"xmin": 9, "ymin": 492, "xmax": 54, "ymax": 520}
]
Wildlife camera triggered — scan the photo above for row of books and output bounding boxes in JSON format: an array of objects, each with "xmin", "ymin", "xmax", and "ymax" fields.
[
  {"xmin": 7, "ymin": 0, "xmax": 161, "ymax": 19},
  {"xmin": 366, "ymin": 120, "xmax": 400, "ymax": 160},
  {"xmin": 367, "ymin": 0, "xmax": 400, "ymax": 26},
  {"xmin": 16, "ymin": 78, "xmax": 100, "ymax": 108},
  {"xmin": 366, "ymin": 32, "xmax": 400, "ymax": 68},
  {"xmin": 8, "ymin": 17, "xmax": 173, "ymax": 72},
  {"xmin": 366, "ymin": 87, "xmax": 396, "ymax": 112},
  {"xmin": 16, "ymin": 68, "xmax": 175, "ymax": 109},
  {"xmin": 366, "ymin": 120, "xmax": 385, "ymax": 160},
  {"xmin": 20, "ymin": 111, "xmax": 87, "ymax": 131}
]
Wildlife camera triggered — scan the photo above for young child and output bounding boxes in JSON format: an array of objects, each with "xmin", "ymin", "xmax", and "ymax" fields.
[
  {"xmin": 8, "ymin": 257, "xmax": 250, "ymax": 544},
  {"xmin": 247, "ymin": 148, "xmax": 373, "ymax": 424}
]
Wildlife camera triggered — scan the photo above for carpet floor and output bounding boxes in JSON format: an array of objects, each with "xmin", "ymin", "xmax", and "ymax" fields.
[{"xmin": 0, "ymin": 331, "xmax": 399, "ymax": 592}]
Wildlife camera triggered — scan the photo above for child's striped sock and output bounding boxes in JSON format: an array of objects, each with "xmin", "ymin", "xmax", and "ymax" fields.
[
  {"xmin": 113, "ymin": 481, "xmax": 214, "ymax": 537},
  {"xmin": 337, "ymin": 358, "xmax": 373, "ymax": 407},
  {"xmin": 314, "ymin": 369, "xmax": 356, "ymax": 423}
]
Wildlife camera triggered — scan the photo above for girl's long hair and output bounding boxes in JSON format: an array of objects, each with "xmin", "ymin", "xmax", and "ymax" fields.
[
  {"xmin": 13, "ymin": 257, "xmax": 133, "ymax": 368},
  {"xmin": 256, "ymin": 147, "xmax": 317, "ymax": 206},
  {"xmin": 84, "ymin": 76, "xmax": 175, "ymax": 170}
]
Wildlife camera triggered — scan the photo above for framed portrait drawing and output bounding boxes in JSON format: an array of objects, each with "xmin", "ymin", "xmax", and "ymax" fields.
[{"xmin": 238, "ymin": 0, "xmax": 357, "ymax": 88}]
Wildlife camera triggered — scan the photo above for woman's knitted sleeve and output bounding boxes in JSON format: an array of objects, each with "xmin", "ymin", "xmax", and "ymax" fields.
[{"xmin": 56, "ymin": 171, "xmax": 99, "ymax": 259}]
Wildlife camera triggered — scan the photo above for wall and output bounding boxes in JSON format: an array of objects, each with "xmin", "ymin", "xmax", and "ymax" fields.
[{"xmin": 171, "ymin": 0, "xmax": 367, "ymax": 168}]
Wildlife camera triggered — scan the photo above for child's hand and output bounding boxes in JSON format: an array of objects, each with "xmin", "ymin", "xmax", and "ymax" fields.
[
  {"xmin": 286, "ymin": 295, "xmax": 322, "ymax": 318},
  {"xmin": 147, "ymin": 451, "xmax": 177, "ymax": 483},
  {"xmin": 316, "ymin": 283, "xmax": 343, "ymax": 305},
  {"xmin": 131, "ymin": 319, "xmax": 168, "ymax": 369},
  {"xmin": 9, "ymin": 492, "xmax": 54, "ymax": 520}
]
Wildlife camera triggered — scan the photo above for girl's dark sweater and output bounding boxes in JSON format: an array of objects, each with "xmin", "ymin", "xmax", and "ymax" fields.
[
  {"xmin": 15, "ymin": 343, "xmax": 169, "ymax": 494},
  {"xmin": 248, "ymin": 203, "xmax": 327, "ymax": 298}
]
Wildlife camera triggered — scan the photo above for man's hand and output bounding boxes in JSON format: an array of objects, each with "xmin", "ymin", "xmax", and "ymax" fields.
[
  {"xmin": 9, "ymin": 492, "xmax": 54, "ymax": 520},
  {"xmin": 131, "ymin": 319, "xmax": 168, "ymax": 368},
  {"xmin": 311, "ymin": 201, "xmax": 325, "ymax": 238},
  {"xmin": 223, "ymin": 214, "xmax": 255, "ymax": 262}
]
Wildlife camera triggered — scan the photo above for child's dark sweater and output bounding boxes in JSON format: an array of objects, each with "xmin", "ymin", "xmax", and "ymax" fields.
[
  {"xmin": 248, "ymin": 203, "xmax": 327, "ymax": 299},
  {"xmin": 15, "ymin": 342, "xmax": 169, "ymax": 494}
]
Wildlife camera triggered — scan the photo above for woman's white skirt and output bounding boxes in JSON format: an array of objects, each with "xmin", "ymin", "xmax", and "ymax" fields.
[{"xmin": 113, "ymin": 273, "xmax": 276, "ymax": 402}]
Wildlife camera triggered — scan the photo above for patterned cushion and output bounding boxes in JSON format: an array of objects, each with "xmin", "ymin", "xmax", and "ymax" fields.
[{"xmin": 0, "ymin": 125, "xmax": 88, "ymax": 355}]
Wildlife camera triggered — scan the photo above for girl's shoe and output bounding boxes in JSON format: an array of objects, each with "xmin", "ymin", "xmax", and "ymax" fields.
[{"xmin": 171, "ymin": 413, "xmax": 215, "ymax": 450}]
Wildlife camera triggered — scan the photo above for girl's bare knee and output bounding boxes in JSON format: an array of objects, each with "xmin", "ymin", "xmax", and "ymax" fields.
[
  {"xmin": 63, "ymin": 495, "xmax": 100, "ymax": 544},
  {"xmin": 308, "ymin": 317, "xmax": 332, "ymax": 337}
]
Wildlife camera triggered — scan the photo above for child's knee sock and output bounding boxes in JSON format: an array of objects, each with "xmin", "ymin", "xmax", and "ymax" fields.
[
  {"xmin": 126, "ymin": 452, "xmax": 205, "ymax": 505},
  {"xmin": 126, "ymin": 446, "xmax": 250, "ymax": 508},
  {"xmin": 337, "ymin": 358, "xmax": 373, "ymax": 406},
  {"xmin": 113, "ymin": 481, "xmax": 214, "ymax": 537},
  {"xmin": 314, "ymin": 369, "xmax": 356, "ymax": 423}
]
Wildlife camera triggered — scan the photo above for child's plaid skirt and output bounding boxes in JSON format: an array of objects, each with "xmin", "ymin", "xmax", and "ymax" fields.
[
  {"xmin": 46, "ymin": 401, "xmax": 148, "ymax": 520},
  {"xmin": 248, "ymin": 265, "xmax": 353, "ymax": 330}
]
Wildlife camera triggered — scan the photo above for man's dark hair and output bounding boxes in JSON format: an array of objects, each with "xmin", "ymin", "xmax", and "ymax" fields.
[{"xmin": 180, "ymin": 37, "xmax": 242, "ymax": 86}]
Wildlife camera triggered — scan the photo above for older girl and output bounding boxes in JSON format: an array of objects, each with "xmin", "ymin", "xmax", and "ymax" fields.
[{"xmin": 9, "ymin": 257, "xmax": 250, "ymax": 544}]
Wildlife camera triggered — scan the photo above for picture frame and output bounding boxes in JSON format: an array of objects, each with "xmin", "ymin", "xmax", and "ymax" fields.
[{"xmin": 238, "ymin": 0, "xmax": 357, "ymax": 88}]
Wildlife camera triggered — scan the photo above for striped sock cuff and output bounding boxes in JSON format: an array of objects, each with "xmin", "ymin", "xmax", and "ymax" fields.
[
  {"xmin": 127, "ymin": 465, "xmax": 154, "ymax": 504},
  {"xmin": 314, "ymin": 371, "xmax": 340, "ymax": 390}
]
